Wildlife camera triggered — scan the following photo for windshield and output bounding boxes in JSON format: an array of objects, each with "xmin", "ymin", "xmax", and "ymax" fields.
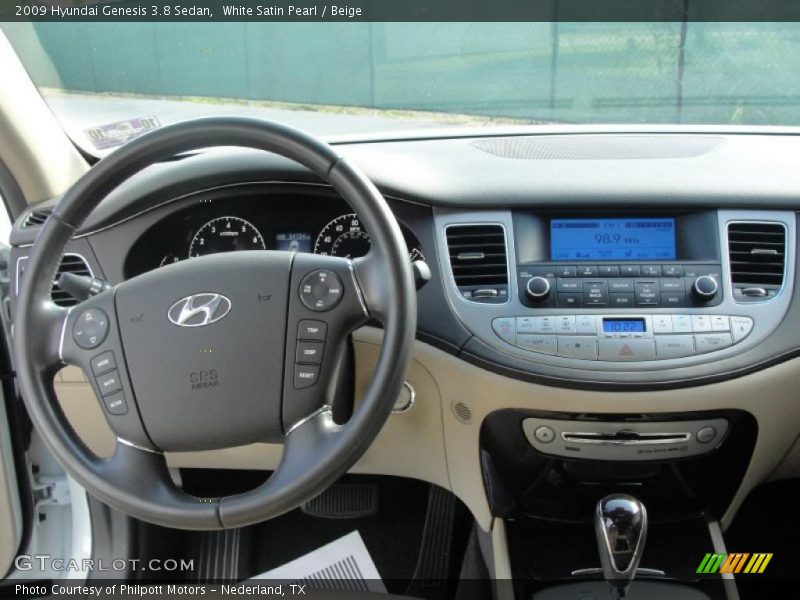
[{"xmin": 4, "ymin": 22, "xmax": 800, "ymax": 154}]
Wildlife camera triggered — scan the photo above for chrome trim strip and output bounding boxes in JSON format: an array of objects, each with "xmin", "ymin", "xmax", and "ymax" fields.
[
  {"xmin": 117, "ymin": 438, "xmax": 162, "ymax": 454},
  {"xmin": 15, "ymin": 253, "xmax": 95, "ymax": 296},
  {"xmin": 560, "ymin": 431, "xmax": 691, "ymax": 445},
  {"xmin": 57, "ymin": 306, "xmax": 74, "ymax": 363},
  {"xmin": 442, "ymin": 221, "xmax": 512, "ymax": 306},
  {"xmin": 347, "ymin": 259, "xmax": 370, "ymax": 318},
  {"xmin": 724, "ymin": 219, "xmax": 788, "ymax": 306},
  {"xmin": 392, "ymin": 381, "xmax": 416, "ymax": 414},
  {"xmin": 285, "ymin": 405, "xmax": 332, "ymax": 436}
]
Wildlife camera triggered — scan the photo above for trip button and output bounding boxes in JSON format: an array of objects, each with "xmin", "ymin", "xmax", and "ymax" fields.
[
  {"xmin": 294, "ymin": 365, "xmax": 320, "ymax": 389},
  {"xmin": 72, "ymin": 308, "xmax": 110, "ymax": 350},
  {"xmin": 695, "ymin": 333, "xmax": 733, "ymax": 354},
  {"xmin": 102, "ymin": 391, "xmax": 128, "ymax": 416},
  {"xmin": 91, "ymin": 351, "xmax": 116, "ymax": 376},
  {"xmin": 598, "ymin": 339, "xmax": 656, "ymax": 361},
  {"xmin": 558, "ymin": 336, "xmax": 598, "ymax": 360},
  {"xmin": 517, "ymin": 334, "xmax": 557, "ymax": 355},
  {"xmin": 96, "ymin": 369, "xmax": 122, "ymax": 397},
  {"xmin": 296, "ymin": 341, "xmax": 324, "ymax": 364},
  {"xmin": 298, "ymin": 320, "xmax": 327, "ymax": 341}
]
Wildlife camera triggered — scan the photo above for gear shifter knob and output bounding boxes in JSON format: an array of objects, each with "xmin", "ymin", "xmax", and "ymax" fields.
[{"xmin": 594, "ymin": 494, "xmax": 648, "ymax": 598}]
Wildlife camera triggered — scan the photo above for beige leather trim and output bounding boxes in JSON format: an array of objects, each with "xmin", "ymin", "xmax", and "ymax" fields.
[
  {"xmin": 55, "ymin": 326, "xmax": 800, "ymax": 533},
  {"xmin": 0, "ymin": 27, "xmax": 87, "ymax": 206}
]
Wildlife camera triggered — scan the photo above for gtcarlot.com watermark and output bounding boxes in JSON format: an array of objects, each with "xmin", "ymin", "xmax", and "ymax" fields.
[{"xmin": 15, "ymin": 554, "xmax": 194, "ymax": 573}]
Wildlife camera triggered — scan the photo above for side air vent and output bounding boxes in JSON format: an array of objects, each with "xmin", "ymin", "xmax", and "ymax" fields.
[
  {"xmin": 17, "ymin": 254, "xmax": 93, "ymax": 307},
  {"xmin": 23, "ymin": 208, "xmax": 52, "ymax": 227},
  {"xmin": 727, "ymin": 222, "xmax": 786, "ymax": 302},
  {"xmin": 445, "ymin": 224, "xmax": 508, "ymax": 303}
]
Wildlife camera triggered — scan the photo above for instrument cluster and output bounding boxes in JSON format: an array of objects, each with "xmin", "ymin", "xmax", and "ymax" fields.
[{"xmin": 124, "ymin": 192, "xmax": 425, "ymax": 278}]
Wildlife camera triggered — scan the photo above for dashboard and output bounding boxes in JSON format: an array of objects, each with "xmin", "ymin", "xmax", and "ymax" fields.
[
  {"xmin": 9, "ymin": 129, "xmax": 800, "ymax": 390},
  {"xmin": 123, "ymin": 187, "xmax": 425, "ymax": 278}
]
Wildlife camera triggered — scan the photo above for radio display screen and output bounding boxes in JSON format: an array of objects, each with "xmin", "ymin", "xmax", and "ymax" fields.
[
  {"xmin": 550, "ymin": 218, "xmax": 676, "ymax": 261},
  {"xmin": 603, "ymin": 318, "xmax": 646, "ymax": 333}
]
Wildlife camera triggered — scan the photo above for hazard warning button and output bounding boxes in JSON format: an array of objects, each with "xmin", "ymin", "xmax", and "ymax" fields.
[{"xmin": 598, "ymin": 339, "xmax": 656, "ymax": 361}]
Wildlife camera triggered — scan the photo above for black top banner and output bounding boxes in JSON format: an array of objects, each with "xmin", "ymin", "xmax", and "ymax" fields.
[{"xmin": 2, "ymin": 0, "xmax": 800, "ymax": 22}]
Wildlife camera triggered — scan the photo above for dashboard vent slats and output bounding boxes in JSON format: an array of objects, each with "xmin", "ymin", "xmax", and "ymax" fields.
[
  {"xmin": 18, "ymin": 254, "xmax": 93, "ymax": 307},
  {"xmin": 727, "ymin": 222, "xmax": 786, "ymax": 290},
  {"xmin": 23, "ymin": 208, "xmax": 52, "ymax": 227},
  {"xmin": 445, "ymin": 224, "xmax": 508, "ymax": 302}
]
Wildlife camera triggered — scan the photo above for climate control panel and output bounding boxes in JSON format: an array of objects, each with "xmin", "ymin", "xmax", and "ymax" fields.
[
  {"xmin": 492, "ymin": 313, "xmax": 753, "ymax": 362},
  {"xmin": 517, "ymin": 263, "xmax": 722, "ymax": 309}
]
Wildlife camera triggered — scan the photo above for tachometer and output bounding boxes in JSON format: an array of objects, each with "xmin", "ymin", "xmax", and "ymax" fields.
[
  {"xmin": 314, "ymin": 213, "xmax": 425, "ymax": 261},
  {"xmin": 189, "ymin": 216, "xmax": 266, "ymax": 258}
]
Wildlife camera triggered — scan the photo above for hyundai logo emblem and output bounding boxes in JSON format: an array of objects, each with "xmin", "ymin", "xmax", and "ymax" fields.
[{"xmin": 167, "ymin": 293, "xmax": 232, "ymax": 327}]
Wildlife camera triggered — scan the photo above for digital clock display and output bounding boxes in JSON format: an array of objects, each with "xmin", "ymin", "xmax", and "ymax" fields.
[
  {"xmin": 550, "ymin": 218, "xmax": 676, "ymax": 261},
  {"xmin": 603, "ymin": 319, "xmax": 646, "ymax": 333}
]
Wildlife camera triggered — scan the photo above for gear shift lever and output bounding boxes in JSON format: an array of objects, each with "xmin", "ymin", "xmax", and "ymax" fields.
[{"xmin": 594, "ymin": 494, "xmax": 648, "ymax": 598}]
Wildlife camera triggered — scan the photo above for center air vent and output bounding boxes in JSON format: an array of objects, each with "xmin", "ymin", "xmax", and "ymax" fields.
[
  {"xmin": 23, "ymin": 208, "xmax": 52, "ymax": 227},
  {"xmin": 17, "ymin": 254, "xmax": 93, "ymax": 307},
  {"xmin": 445, "ymin": 224, "xmax": 508, "ymax": 303},
  {"xmin": 727, "ymin": 222, "xmax": 786, "ymax": 302}
]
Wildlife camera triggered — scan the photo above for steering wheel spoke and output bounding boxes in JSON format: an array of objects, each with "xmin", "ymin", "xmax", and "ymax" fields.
[{"xmin": 59, "ymin": 288, "xmax": 156, "ymax": 450}]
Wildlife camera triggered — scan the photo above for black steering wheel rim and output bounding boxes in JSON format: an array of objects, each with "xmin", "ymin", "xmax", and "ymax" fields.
[{"xmin": 14, "ymin": 117, "xmax": 417, "ymax": 529}]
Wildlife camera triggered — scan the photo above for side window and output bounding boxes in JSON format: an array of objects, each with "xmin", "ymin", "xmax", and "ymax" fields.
[{"xmin": 0, "ymin": 191, "xmax": 10, "ymax": 244}]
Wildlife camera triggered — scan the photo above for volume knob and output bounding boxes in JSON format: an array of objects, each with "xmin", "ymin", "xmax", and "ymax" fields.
[
  {"xmin": 692, "ymin": 275, "xmax": 719, "ymax": 301},
  {"xmin": 526, "ymin": 276, "xmax": 551, "ymax": 301}
]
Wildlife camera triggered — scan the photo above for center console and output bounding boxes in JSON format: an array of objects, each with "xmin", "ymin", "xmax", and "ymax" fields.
[{"xmin": 433, "ymin": 208, "xmax": 795, "ymax": 383}]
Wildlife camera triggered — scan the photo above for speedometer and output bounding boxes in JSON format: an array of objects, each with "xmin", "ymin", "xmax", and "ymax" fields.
[
  {"xmin": 189, "ymin": 216, "xmax": 266, "ymax": 258},
  {"xmin": 314, "ymin": 213, "xmax": 425, "ymax": 261},
  {"xmin": 314, "ymin": 214, "xmax": 371, "ymax": 259}
]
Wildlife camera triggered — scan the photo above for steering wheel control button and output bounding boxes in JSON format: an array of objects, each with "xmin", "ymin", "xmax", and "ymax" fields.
[
  {"xmin": 534, "ymin": 425, "xmax": 556, "ymax": 444},
  {"xmin": 294, "ymin": 365, "xmax": 320, "ymax": 389},
  {"xmin": 696, "ymin": 426, "xmax": 718, "ymax": 444},
  {"xmin": 299, "ymin": 269, "xmax": 343, "ymax": 312},
  {"xmin": 72, "ymin": 308, "xmax": 110, "ymax": 350},
  {"xmin": 296, "ymin": 341, "xmax": 324, "ymax": 365},
  {"xmin": 298, "ymin": 320, "xmax": 328, "ymax": 341},
  {"xmin": 96, "ymin": 369, "xmax": 122, "ymax": 396},
  {"xmin": 102, "ymin": 391, "xmax": 128, "ymax": 416},
  {"xmin": 90, "ymin": 351, "xmax": 116, "ymax": 376}
]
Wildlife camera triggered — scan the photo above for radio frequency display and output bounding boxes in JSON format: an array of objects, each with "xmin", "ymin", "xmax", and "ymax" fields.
[{"xmin": 550, "ymin": 218, "xmax": 676, "ymax": 261}]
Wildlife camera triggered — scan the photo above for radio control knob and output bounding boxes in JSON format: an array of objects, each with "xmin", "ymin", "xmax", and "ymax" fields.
[
  {"xmin": 526, "ymin": 276, "xmax": 551, "ymax": 301},
  {"xmin": 692, "ymin": 275, "xmax": 719, "ymax": 301}
]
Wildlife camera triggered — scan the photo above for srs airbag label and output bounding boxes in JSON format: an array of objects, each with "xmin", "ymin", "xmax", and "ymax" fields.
[{"xmin": 189, "ymin": 369, "xmax": 219, "ymax": 391}]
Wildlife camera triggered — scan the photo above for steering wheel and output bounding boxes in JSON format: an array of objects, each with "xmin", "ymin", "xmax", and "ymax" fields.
[{"xmin": 14, "ymin": 118, "xmax": 416, "ymax": 529}]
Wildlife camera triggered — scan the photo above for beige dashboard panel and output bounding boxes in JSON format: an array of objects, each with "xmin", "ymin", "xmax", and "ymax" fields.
[{"xmin": 55, "ymin": 327, "xmax": 800, "ymax": 533}]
